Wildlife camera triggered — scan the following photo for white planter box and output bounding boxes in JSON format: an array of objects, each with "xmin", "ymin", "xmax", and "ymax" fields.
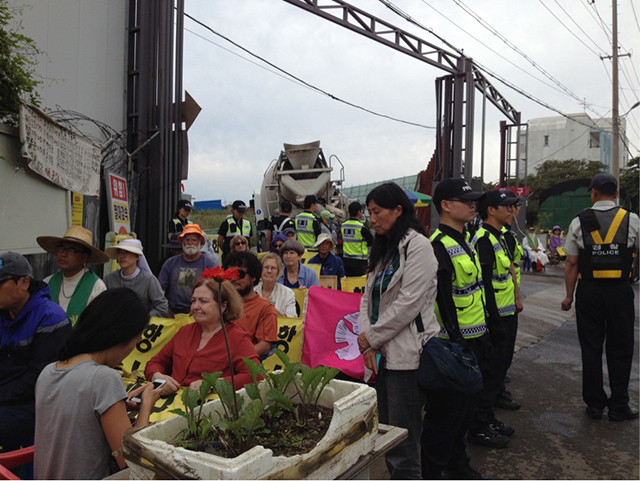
[{"xmin": 123, "ymin": 378, "xmax": 378, "ymax": 480}]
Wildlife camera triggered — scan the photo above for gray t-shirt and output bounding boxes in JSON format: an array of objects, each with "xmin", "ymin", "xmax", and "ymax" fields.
[
  {"xmin": 158, "ymin": 253, "xmax": 219, "ymax": 311},
  {"xmin": 34, "ymin": 360, "xmax": 128, "ymax": 480}
]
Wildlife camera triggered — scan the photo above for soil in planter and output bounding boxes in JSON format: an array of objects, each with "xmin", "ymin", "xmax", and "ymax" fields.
[{"xmin": 181, "ymin": 406, "xmax": 333, "ymax": 458}]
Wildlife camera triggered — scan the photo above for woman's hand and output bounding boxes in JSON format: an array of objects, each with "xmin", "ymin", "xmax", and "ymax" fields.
[
  {"xmin": 188, "ymin": 379, "xmax": 204, "ymax": 391},
  {"xmin": 357, "ymin": 332, "xmax": 371, "ymax": 353},
  {"xmin": 151, "ymin": 373, "xmax": 180, "ymax": 395},
  {"xmin": 363, "ymin": 350, "xmax": 379, "ymax": 375}
]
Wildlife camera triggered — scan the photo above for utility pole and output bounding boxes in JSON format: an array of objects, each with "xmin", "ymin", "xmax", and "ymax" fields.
[{"xmin": 611, "ymin": 0, "xmax": 619, "ymax": 183}]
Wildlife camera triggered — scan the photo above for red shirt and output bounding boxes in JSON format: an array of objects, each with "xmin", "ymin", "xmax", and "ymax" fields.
[
  {"xmin": 145, "ymin": 322, "xmax": 259, "ymax": 390},
  {"xmin": 234, "ymin": 294, "xmax": 278, "ymax": 345}
]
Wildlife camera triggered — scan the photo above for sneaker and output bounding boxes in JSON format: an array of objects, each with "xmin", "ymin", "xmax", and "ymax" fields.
[
  {"xmin": 495, "ymin": 392, "xmax": 521, "ymax": 410},
  {"xmin": 488, "ymin": 416, "xmax": 515, "ymax": 436},
  {"xmin": 467, "ymin": 425, "xmax": 510, "ymax": 449},
  {"xmin": 443, "ymin": 462, "xmax": 488, "ymax": 480}
]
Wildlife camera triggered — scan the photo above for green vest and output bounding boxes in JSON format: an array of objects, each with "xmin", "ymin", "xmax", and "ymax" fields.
[
  {"xmin": 502, "ymin": 227, "xmax": 523, "ymax": 286},
  {"xmin": 295, "ymin": 211, "xmax": 318, "ymax": 252},
  {"xmin": 472, "ymin": 227, "xmax": 516, "ymax": 318},
  {"xmin": 48, "ymin": 270, "xmax": 100, "ymax": 327},
  {"xmin": 341, "ymin": 220, "xmax": 368, "ymax": 260},
  {"xmin": 431, "ymin": 230, "xmax": 487, "ymax": 339}
]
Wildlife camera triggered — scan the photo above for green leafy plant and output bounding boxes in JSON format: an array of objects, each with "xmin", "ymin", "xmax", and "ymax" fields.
[
  {"xmin": 1, "ymin": 1, "xmax": 41, "ymax": 126},
  {"xmin": 169, "ymin": 351, "xmax": 339, "ymax": 458}
]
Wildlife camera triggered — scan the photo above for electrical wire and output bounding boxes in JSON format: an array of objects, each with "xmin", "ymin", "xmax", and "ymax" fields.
[
  {"xmin": 451, "ymin": 0, "xmax": 605, "ymax": 119},
  {"xmin": 540, "ymin": 0, "xmax": 605, "ymax": 56},
  {"xmin": 183, "ymin": 10, "xmax": 436, "ymax": 130},
  {"xmin": 630, "ymin": 0, "xmax": 640, "ymax": 32}
]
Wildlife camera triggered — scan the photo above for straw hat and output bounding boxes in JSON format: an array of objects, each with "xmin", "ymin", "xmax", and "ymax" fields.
[
  {"xmin": 104, "ymin": 238, "xmax": 144, "ymax": 259},
  {"xmin": 37, "ymin": 226, "xmax": 109, "ymax": 264},
  {"xmin": 314, "ymin": 233, "xmax": 336, "ymax": 250}
]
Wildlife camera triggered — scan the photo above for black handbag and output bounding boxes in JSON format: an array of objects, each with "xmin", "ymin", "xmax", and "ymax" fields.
[{"xmin": 417, "ymin": 336, "xmax": 483, "ymax": 394}]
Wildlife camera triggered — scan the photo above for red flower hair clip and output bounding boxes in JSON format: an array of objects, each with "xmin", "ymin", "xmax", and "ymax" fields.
[{"xmin": 200, "ymin": 266, "xmax": 239, "ymax": 281}]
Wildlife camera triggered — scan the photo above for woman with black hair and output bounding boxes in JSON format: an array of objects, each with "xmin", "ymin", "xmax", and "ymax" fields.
[
  {"xmin": 34, "ymin": 288, "xmax": 162, "ymax": 480},
  {"xmin": 356, "ymin": 182, "xmax": 439, "ymax": 479}
]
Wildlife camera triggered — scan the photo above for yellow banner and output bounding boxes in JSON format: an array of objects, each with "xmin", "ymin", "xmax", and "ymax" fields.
[
  {"xmin": 262, "ymin": 316, "xmax": 303, "ymax": 372},
  {"xmin": 341, "ymin": 275, "xmax": 367, "ymax": 293},
  {"xmin": 118, "ymin": 315, "xmax": 195, "ymax": 378}
]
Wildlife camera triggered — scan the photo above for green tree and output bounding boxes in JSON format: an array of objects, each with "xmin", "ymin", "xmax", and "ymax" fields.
[
  {"xmin": 0, "ymin": 1, "xmax": 40, "ymax": 126},
  {"xmin": 619, "ymin": 156, "xmax": 639, "ymax": 215},
  {"xmin": 525, "ymin": 159, "xmax": 606, "ymax": 226}
]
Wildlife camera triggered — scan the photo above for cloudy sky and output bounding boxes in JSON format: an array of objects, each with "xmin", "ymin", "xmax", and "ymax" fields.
[{"xmin": 181, "ymin": 0, "xmax": 640, "ymax": 205}]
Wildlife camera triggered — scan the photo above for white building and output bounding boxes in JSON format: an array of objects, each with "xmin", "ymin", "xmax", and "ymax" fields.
[{"xmin": 519, "ymin": 113, "xmax": 628, "ymax": 177}]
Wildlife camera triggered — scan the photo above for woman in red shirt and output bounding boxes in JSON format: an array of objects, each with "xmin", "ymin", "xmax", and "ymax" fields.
[{"xmin": 145, "ymin": 278, "xmax": 259, "ymax": 392}]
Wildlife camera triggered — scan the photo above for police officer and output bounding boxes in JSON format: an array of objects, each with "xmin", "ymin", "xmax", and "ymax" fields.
[
  {"xmin": 421, "ymin": 178, "xmax": 487, "ymax": 478},
  {"xmin": 496, "ymin": 189, "xmax": 524, "ymax": 410},
  {"xmin": 167, "ymin": 199, "xmax": 193, "ymax": 241},
  {"xmin": 340, "ymin": 201, "xmax": 373, "ymax": 277},
  {"xmin": 562, "ymin": 173, "xmax": 639, "ymax": 421},
  {"xmin": 217, "ymin": 200, "xmax": 253, "ymax": 262},
  {"xmin": 469, "ymin": 189, "xmax": 522, "ymax": 448},
  {"xmin": 295, "ymin": 195, "xmax": 321, "ymax": 253}
]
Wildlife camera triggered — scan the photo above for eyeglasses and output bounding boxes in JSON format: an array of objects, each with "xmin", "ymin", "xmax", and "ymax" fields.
[
  {"xmin": 235, "ymin": 269, "xmax": 248, "ymax": 279},
  {"xmin": 274, "ymin": 243, "xmax": 284, "ymax": 249},
  {"xmin": 56, "ymin": 245, "xmax": 83, "ymax": 256}
]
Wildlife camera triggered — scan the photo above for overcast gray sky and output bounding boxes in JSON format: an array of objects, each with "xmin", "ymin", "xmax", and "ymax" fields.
[{"xmin": 181, "ymin": 0, "xmax": 640, "ymax": 205}]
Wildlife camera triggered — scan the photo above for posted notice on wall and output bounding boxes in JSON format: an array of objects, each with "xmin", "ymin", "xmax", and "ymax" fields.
[
  {"xmin": 19, "ymin": 103, "xmax": 101, "ymax": 196},
  {"xmin": 106, "ymin": 172, "xmax": 131, "ymax": 234}
]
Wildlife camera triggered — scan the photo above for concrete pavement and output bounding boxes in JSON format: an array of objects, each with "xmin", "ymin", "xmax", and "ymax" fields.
[{"xmin": 369, "ymin": 265, "xmax": 639, "ymax": 479}]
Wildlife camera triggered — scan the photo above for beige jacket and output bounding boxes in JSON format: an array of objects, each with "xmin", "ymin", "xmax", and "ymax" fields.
[{"xmin": 360, "ymin": 229, "xmax": 439, "ymax": 370}]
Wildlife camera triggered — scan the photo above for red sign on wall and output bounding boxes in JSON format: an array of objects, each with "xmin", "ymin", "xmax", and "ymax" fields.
[{"xmin": 110, "ymin": 175, "xmax": 128, "ymax": 202}]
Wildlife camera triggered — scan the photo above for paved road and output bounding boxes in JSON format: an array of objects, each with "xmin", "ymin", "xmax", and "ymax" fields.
[{"xmin": 370, "ymin": 266, "xmax": 640, "ymax": 479}]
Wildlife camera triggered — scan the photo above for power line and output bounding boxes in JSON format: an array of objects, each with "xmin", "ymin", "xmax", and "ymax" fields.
[
  {"xmin": 538, "ymin": 0, "xmax": 604, "ymax": 56},
  {"xmin": 182, "ymin": 10, "xmax": 436, "ymax": 130},
  {"xmin": 629, "ymin": 0, "xmax": 640, "ymax": 32},
  {"xmin": 451, "ymin": 0, "xmax": 605, "ymax": 119}
]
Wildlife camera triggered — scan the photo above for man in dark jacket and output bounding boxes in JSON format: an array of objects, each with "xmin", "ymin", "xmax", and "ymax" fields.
[{"xmin": 0, "ymin": 252, "xmax": 71, "ymax": 452}]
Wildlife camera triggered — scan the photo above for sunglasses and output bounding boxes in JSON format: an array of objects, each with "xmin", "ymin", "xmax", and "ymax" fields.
[
  {"xmin": 235, "ymin": 269, "xmax": 248, "ymax": 279},
  {"xmin": 56, "ymin": 245, "xmax": 84, "ymax": 256}
]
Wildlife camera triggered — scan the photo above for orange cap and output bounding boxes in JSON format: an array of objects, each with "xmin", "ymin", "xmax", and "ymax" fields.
[{"xmin": 178, "ymin": 224, "xmax": 206, "ymax": 244}]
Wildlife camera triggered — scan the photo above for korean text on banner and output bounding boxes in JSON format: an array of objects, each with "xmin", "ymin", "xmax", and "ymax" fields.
[
  {"xmin": 301, "ymin": 286, "xmax": 365, "ymax": 381},
  {"xmin": 19, "ymin": 103, "xmax": 101, "ymax": 195},
  {"xmin": 262, "ymin": 316, "xmax": 303, "ymax": 372},
  {"xmin": 118, "ymin": 315, "xmax": 195, "ymax": 377}
]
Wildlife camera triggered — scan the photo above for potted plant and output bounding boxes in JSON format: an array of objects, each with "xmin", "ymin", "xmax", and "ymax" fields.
[{"xmin": 121, "ymin": 267, "xmax": 378, "ymax": 479}]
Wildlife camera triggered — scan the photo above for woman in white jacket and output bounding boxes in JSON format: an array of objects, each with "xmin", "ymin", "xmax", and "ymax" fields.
[{"xmin": 357, "ymin": 182, "xmax": 439, "ymax": 479}]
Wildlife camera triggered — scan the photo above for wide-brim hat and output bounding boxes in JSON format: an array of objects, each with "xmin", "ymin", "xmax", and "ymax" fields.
[
  {"xmin": 178, "ymin": 224, "xmax": 206, "ymax": 244},
  {"xmin": 104, "ymin": 238, "xmax": 144, "ymax": 259},
  {"xmin": 37, "ymin": 226, "xmax": 109, "ymax": 264},
  {"xmin": 314, "ymin": 233, "xmax": 336, "ymax": 250}
]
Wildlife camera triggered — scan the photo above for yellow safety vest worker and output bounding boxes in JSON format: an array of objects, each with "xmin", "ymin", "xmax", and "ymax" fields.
[
  {"xmin": 472, "ymin": 227, "xmax": 516, "ymax": 317},
  {"xmin": 341, "ymin": 220, "xmax": 368, "ymax": 260},
  {"xmin": 431, "ymin": 230, "xmax": 487, "ymax": 339},
  {"xmin": 295, "ymin": 211, "xmax": 318, "ymax": 252},
  {"xmin": 221, "ymin": 216, "xmax": 252, "ymax": 251},
  {"xmin": 578, "ymin": 206, "xmax": 633, "ymax": 279},
  {"xmin": 502, "ymin": 226, "xmax": 523, "ymax": 286}
]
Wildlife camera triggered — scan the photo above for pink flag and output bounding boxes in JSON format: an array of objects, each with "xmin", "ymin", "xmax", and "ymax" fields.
[{"xmin": 302, "ymin": 286, "xmax": 366, "ymax": 381}]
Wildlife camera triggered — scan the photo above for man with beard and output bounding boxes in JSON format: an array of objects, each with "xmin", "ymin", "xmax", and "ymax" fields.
[
  {"xmin": 158, "ymin": 224, "xmax": 219, "ymax": 315},
  {"xmin": 223, "ymin": 251, "xmax": 278, "ymax": 358}
]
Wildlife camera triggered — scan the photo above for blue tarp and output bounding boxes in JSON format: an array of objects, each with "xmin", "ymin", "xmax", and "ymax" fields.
[{"xmin": 194, "ymin": 200, "xmax": 222, "ymax": 211}]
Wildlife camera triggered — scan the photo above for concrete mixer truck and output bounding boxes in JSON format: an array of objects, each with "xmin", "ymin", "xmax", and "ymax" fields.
[{"xmin": 254, "ymin": 141, "xmax": 349, "ymax": 252}]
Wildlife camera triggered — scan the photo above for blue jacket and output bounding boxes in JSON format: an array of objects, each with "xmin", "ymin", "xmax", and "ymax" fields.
[
  {"xmin": 308, "ymin": 253, "xmax": 346, "ymax": 290},
  {"xmin": 0, "ymin": 281, "xmax": 71, "ymax": 404},
  {"xmin": 278, "ymin": 263, "xmax": 319, "ymax": 289}
]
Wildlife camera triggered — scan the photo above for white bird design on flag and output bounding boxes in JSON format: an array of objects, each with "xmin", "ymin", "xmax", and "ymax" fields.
[{"xmin": 334, "ymin": 311, "xmax": 361, "ymax": 361}]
